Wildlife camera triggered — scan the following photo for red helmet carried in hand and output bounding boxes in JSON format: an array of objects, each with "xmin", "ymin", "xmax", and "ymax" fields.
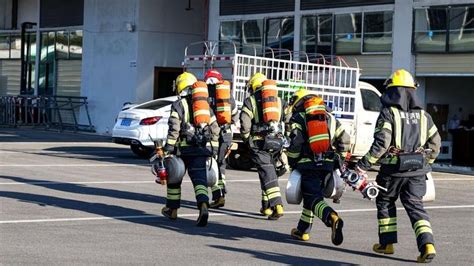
[{"xmin": 204, "ymin": 69, "xmax": 223, "ymax": 85}]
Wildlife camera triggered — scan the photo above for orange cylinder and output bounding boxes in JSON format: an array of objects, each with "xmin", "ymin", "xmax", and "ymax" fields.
[
  {"xmin": 192, "ymin": 81, "xmax": 211, "ymax": 126},
  {"xmin": 215, "ymin": 80, "xmax": 232, "ymax": 125},
  {"xmin": 261, "ymin": 80, "xmax": 280, "ymax": 123},
  {"xmin": 304, "ymin": 97, "xmax": 330, "ymax": 154}
]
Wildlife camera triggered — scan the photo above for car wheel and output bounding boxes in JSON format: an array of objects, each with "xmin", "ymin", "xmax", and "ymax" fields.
[
  {"xmin": 227, "ymin": 149, "xmax": 254, "ymax": 170},
  {"xmin": 130, "ymin": 144, "xmax": 154, "ymax": 159}
]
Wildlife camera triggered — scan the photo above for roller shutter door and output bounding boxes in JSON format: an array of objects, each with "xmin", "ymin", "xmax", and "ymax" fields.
[
  {"xmin": 0, "ymin": 60, "xmax": 21, "ymax": 96},
  {"xmin": 342, "ymin": 55, "xmax": 392, "ymax": 78},
  {"xmin": 415, "ymin": 54, "xmax": 474, "ymax": 76}
]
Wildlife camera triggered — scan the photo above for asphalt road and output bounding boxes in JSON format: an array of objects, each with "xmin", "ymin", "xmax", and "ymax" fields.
[{"xmin": 0, "ymin": 129, "xmax": 473, "ymax": 265}]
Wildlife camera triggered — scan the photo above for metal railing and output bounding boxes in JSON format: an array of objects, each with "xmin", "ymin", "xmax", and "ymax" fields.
[{"xmin": 0, "ymin": 95, "xmax": 94, "ymax": 132}]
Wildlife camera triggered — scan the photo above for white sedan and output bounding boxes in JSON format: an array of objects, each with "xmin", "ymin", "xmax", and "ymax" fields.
[
  {"xmin": 112, "ymin": 96, "xmax": 242, "ymax": 158},
  {"xmin": 112, "ymin": 96, "xmax": 176, "ymax": 158}
]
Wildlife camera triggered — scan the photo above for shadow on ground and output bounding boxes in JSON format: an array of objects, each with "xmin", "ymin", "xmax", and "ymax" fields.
[
  {"xmin": 0, "ymin": 175, "xmax": 415, "ymax": 264},
  {"xmin": 209, "ymin": 245, "xmax": 355, "ymax": 265}
]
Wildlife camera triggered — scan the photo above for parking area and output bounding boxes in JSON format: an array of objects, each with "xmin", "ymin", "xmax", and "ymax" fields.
[{"xmin": 0, "ymin": 128, "xmax": 473, "ymax": 265}]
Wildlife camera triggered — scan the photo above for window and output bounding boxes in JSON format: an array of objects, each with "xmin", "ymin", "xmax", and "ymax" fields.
[
  {"xmin": 317, "ymin": 15, "xmax": 333, "ymax": 55},
  {"xmin": 414, "ymin": 8, "xmax": 448, "ymax": 52},
  {"xmin": 69, "ymin": 30, "xmax": 83, "ymax": 59},
  {"xmin": 360, "ymin": 89, "xmax": 382, "ymax": 112},
  {"xmin": 301, "ymin": 15, "xmax": 333, "ymax": 55},
  {"xmin": 449, "ymin": 6, "xmax": 474, "ymax": 52},
  {"xmin": 363, "ymin": 11, "xmax": 393, "ymax": 52},
  {"xmin": 56, "ymin": 31, "xmax": 69, "ymax": 59},
  {"xmin": 220, "ymin": 21, "xmax": 242, "ymax": 54},
  {"xmin": 10, "ymin": 35, "xmax": 21, "ymax": 58},
  {"xmin": 0, "ymin": 34, "xmax": 9, "ymax": 59},
  {"xmin": 265, "ymin": 17, "xmax": 294, "ymax": 54},
  {"xmin": 301, "ymin": 16, "xmax": 316, "ymax": 54},
  {"xmin": 335, "ymin": 13, "xmax": 362, "ymax": 54},
  {"xmin": 302, "ymin": 11, "xmax": 393, "ymax": 55},
  {"xmin": 414, "ymin": 5, "xmax": 474, "ymax": 53},
  {"xmin": 0, "ymin": 33, "xmax": 21, "ymax": 59},
  {"xmin": 220, "ymin": 20, "xmax": 264, "ymax": 54},
  {"xmin": 40, "ymin": 31, "xmax": 56, "ymax": 62},
  {"xmin": 242, "ymin": 20, "xmax": 264, "ymax": 54}
]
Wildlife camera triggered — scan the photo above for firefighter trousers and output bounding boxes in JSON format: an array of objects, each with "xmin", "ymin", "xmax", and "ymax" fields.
[
  {"xmin": 296, "ymin": 169, "xmax": 337, "ymax": 234},
  {"xmin": 375, "ymin": 174, "xmax": 434, "ymax": 251},
  {"xmin": 250, "ymin": 146, "xmax": 283, "ymax": 209},
  {"xmin": 211, "ymin": 130, "xmax": 233, "ymax": 200},
  {"xmin": 165, "ymin": 156, "xmax": 209, "ymax": 209}
]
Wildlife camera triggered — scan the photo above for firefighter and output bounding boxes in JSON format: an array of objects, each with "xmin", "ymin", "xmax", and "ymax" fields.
[
  {"xmin": 240, "ymin": 72, "xmax": 286, "ymax": 220},
  {"xmin": 355, "ymin": 69, "xmax": 441, "ymax": 263},
  {"xmin": 161, "ymin": 72, "xmax": 220, "ymax": 227},
  {"xmin": 204, "ymin": 69, "xmax": 239, "ymax": 208},
  {"xmin": 286, "ymin": 89, "xmax": 350, "ymax": 245}
]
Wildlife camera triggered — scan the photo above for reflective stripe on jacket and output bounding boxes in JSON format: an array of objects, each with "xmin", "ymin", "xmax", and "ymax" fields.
[
  {"xmin": 357, "ymin": 106, "xmax": 441, "ymax": 177},
  {"xmin": 239, "ymin": 88, "xmax": 286, "ymax": 141},
  {"xmin": 165, "ymin": 95, "xmax": 220, "ymax": 155},
  {"xmin": 287, "ymin": 111, "xmax": 351, "ymax": 168}
]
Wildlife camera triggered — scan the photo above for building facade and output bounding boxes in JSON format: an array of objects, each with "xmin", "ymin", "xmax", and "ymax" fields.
[{"xmin": 1, "ymin": 0, "xmax": 473, "ymax": 139}]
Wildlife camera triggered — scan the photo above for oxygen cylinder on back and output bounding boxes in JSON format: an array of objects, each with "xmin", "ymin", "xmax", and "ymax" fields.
[
  {"xmin": 215, "ymin": 80, "xmax": 232, "ymax": 125},
  {"xmin": 304, "ymin": 96, "xmax": 330, "ymax": 154},
  {"xmin": 192, "ymin": 81, "xmax": 211, "ymax": 127},
  {"xmin": 261, "ymin": 80, "xmax": 281, "ymax": 123}
]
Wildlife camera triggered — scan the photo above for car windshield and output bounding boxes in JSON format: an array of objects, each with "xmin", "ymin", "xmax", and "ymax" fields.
[
  {"xmin": 136, "ymin": 100, "xmax": 173, "ymax": 110},
  {"xmin": 360, "ymin": 89, "xmax": 382, "ymax": 112}
]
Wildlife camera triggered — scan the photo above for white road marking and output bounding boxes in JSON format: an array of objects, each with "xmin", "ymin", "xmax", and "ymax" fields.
[
  {"xmin": 0, "ymin": 205, "xmax": 472, "ymax": 225},
  {"xmin": 0, "ymin": 178, "xmax": 472, "ymax": 186}
]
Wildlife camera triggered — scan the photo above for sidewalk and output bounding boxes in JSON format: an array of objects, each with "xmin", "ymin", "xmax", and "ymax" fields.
[{"xmin": 0, "ymin": 127, "xmax": 111, "ymax": 143}]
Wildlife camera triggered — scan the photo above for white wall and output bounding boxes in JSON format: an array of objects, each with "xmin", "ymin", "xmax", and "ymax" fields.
[
  {"xmin": 81, "ymin": 0, "xmax": 139, "ymax": 134},
  {"xmin": 135, "ymin": 0, "xmax": 205, "ymax": 103},
  {"xmin": 81, "ymin": 0, "xmax": 206, "ymax": 134},
  {"xmin": 425, "ymin": 77, "xmax": 474, "ymax": 122}
]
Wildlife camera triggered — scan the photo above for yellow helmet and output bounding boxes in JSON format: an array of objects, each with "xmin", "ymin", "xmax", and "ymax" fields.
[
  {"xmin": 175, "ymin": 72, "xmax": 197, "ymax": 94},
  {"xmin": 247, "ymin": 72, "xmax": 267, "ymax": 92},
  {"xmin": 384, "ymin": 69, "xmax": 418, "ymax": 89},
  {"xmin": 289, "ymin": 89, "xmax": 315, "ymax": 111}
]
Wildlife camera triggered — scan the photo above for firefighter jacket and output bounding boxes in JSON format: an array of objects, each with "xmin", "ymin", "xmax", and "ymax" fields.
[
  {"xmin": 357, "ymin": 87, "xmax": 441, "ymax": 177},
  {"xmin": 164, "ymin": 94, "xmax": 220, "ymax": 157},
  {"xmin": 286, "ymin": 103, "xmax": 351, "ymax": 170},
  {"xmin": 240, "ymin": 88, "xmax": 286, "ymax": 142}
]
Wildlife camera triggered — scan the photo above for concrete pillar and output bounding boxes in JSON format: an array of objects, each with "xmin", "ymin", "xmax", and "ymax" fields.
[
  {"xmin": 391, "ymin": 0, "xmax": 415, "ymax": 73},
  {"xmin": 207, "ymin": 0, "xmax": 219, "ymax": 41},
  {"xmin": 81, "ymin": 0, "xmax": 139, "ymax": 134},
  {"xmin": 293, "ymin": 0, "xmax": 301, "ymax": 54}
]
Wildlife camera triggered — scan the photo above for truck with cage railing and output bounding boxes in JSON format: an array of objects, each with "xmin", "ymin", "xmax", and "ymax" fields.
[{"xmin": 182, "ymin": 41, "xmax": 382, "ymax": 169}]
